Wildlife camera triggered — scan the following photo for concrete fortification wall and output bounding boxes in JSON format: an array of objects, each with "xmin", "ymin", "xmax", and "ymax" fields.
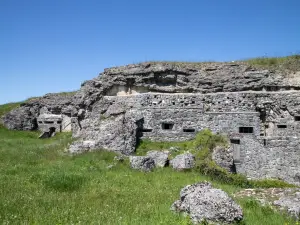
[{"xmin": 2, "ymin": 62, "xmax": 300, "ymax": 185}]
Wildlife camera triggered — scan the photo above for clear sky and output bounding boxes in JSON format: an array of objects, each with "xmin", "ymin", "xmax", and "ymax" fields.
[{"xmin": 0, "ymin": 0, "xmax": 300, "ymax": 104}]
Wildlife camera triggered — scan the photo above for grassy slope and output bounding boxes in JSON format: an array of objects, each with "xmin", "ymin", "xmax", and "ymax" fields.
[{"xmin": 0, "ymin": 122, "xmax": 297, "ymax": 224}]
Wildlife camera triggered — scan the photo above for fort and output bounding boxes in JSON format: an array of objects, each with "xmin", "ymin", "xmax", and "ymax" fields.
[{"xmin": 2, "ymin": 61, "xmax": 300, "ymax": 185}]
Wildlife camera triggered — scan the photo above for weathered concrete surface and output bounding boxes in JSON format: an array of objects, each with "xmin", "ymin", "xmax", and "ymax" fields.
[
  {"xmin": 171, "ymin": 181, "xmax": 243, "ymax": 224},
  {"xmin": 37, "ymin": 114, "xmax": 62, "ymax": 132}
]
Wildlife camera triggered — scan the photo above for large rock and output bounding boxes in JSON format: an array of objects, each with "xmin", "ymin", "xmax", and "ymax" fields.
[
  {"xmin": 273, "ymin": 191, "xmax": 300, "ymax": 220},
  {"xmin": 129, "ymin": 156, "xmax": 155, "ymax": 172},
  {"xmin": 146, "ymin": 150, "xmax": 169, "ymax": 167},
  {"xmin": 69, "ymin": 113, "xmax": 140, "ymax": 155},
  {"xmin": 171, "ymin": 181, "xmax": 243, "ymax": 224},
  {"xmin": 212, "ymin": 146, "xmax": 234, "ymax": 172},
  {"xmin": 2, "ymin": 106, "xmax": 38, "ymax": 130},
  {"xmin": 170, "ymin": 153, "xmax": 195, "ymax": 170}
]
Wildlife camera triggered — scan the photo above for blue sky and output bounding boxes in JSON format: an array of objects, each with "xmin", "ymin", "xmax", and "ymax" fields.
[{"xmin": 0, "ymin": 0, "xmax": 300, "ymax": 104}]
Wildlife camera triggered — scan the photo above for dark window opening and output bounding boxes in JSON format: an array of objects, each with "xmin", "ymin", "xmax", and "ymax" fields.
[
  {"xmin": 265, "ymin": 124, "xmax": 269, "ymax": 128},
  {"xmin": 57, "ymin": 121, "xmax": 62, "ymax": 124},
  {"xmin": 191, "ymin": 101, "xmax": 195, "ymax": 104},
  {"xmin": 172, "ymin": 102, "xmax": 175, "ymax": 105},
  {"xmin": 277, "ymin": 125, "xmax": 287, "ymax": 128},
  {"xmin": 239, "ymin": 127, "xmax": 254, "ymax": 133},
  {"xmin": 295, "ymin": 116, "xmax": 300, "ymax": 121},
  {"xmin": 162, "ymin": 123, "xmax": 174, "ymax": 130},
  {"xmin": 49, "ymin": 127, "xmax": 56, "ymax": 132},
  {"xmin": 142, "ymin": 128, "xmax": 153, "ymax": 132},
  {"xmin": 264, "ymin": 139, "xmax": 267, "ymax": 146},
  {"xmin": 44, "ymin": 121, "xmax": 54, "ymax": 124},
  {"xmin": 38, "ymin": 121, "xmax": 43, "ymax": 124},
  {"xmin": 230, "ymin": 139, "xmax": 240, "ymax": 144},
  {"xmin": 183, "ymin": 128, "xmax": 195, "ymax": 133}
]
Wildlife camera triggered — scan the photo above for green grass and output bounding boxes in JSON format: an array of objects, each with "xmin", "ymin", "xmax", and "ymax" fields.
[
  {"xmin": 0, "ymin": 124, "xmax": 298, "ymax": 224},
  {"xmin": 141, "ymin": 54, "xmax": 300, "ymax": 74},
  {"xmin": 245, "ymin": 54, "xmax": 300, "ymax": 73}
]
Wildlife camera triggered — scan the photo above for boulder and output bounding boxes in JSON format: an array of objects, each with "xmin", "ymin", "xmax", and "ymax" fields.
[
  {"xmin": 212, "ymin": 146, "xmax": 234, "ymax": 172},
  {"xmin": 146, "ymin": 150, "xmax": 169, "ymax": 167},
  {"xmin": 171, "ymin": 181, "xmax": 243, "ymax": 224},
  {"xmin": 273, "ymin": 191, "xmax": 300, "ymax": 220},
  {"xmin": 129, "ymin": 156, "xmax": 155, "ymax": 172},
  {"xmin": 170, "ymin": 153, "xmax": 195, "ymax": 170}
]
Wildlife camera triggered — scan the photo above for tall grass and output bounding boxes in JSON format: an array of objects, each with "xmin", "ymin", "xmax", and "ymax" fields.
[{"xmin": 245, "ymin": 55, "xmax": 300, "ymax": 72}]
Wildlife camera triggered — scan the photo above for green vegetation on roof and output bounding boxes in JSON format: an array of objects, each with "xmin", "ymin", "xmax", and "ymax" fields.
[
  {"xmin": 145, "ymin": 54, "xmax": 300, "ymax": 73},
  {"xmin": 245, "ymin": 54, "xmax": 300, "ymax": 72}
]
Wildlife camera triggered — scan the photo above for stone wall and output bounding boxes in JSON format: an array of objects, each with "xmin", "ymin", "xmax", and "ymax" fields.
[
  {"xmin": 236, "ymin": 136, "xmax": 300, "ymax": 185},
  {"xmin": 100, "ymin": 91, "xmax": 300, "ymax": 184}
]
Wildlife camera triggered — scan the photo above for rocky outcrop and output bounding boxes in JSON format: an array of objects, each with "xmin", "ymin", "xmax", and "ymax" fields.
[
  {"xmin": 2, "ymin": 93, "xmax": 75, "ymax": 130},
  {"xmin": 129, "ymin": 156, "xmax": 155, "ymax": 172},
  {"xmin": 171, "ymin": 181, "xmax": 243, "ymax": 224},
  {"xmin": 69, "ymin": 113, "xmax": 140, "ymax": 155},
  {"xmin": 94, "ymin": 62, "xmax": 300, "ymax": 95},
  {"xmin": 170, "ymin": 153, "xmax": 195, "ymax": 170},
  {"xmin": 146, "ymin": 150, "xmax": 169, "ymax": 167}
]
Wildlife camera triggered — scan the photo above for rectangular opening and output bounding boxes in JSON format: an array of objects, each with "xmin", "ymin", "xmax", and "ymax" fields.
[
  {"xmin": 295, "ymin": 116, "xmax": 300, "ymax": 121},
  {"xmin": 44, "ymin": 121, "xmax": 54, "ymax": 124},
  {"xmin": 38, "ymin": 121, "xmax": 43, "ymax": 124},
  {"xmin": 277, "ymin": 124, "xmax": 287, "ymax": 128},
  {"xmin": 230, "ymin": 139, "xmax": 240, "ymax": 144},
  {"xmin": 162, "ymin": 123, "xmax": 174, "ymax": 130},
  {"xmin": 57, "ymin": 121, "xmax": 62, "ymax": 124},
  {"xmin": 264, "ymin": 139, "xmax": 267, "ymax": 146},
  {"xmin": 142, "ymin": 128, "xmax": 153, "ymax": 132},
  {"xmin": 183, "ymin": 128, "xmax": 195, "ymax": 133},
  {"xmin": 239, "ymin": 127, "xmax": 253, "ymax": 134}
]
